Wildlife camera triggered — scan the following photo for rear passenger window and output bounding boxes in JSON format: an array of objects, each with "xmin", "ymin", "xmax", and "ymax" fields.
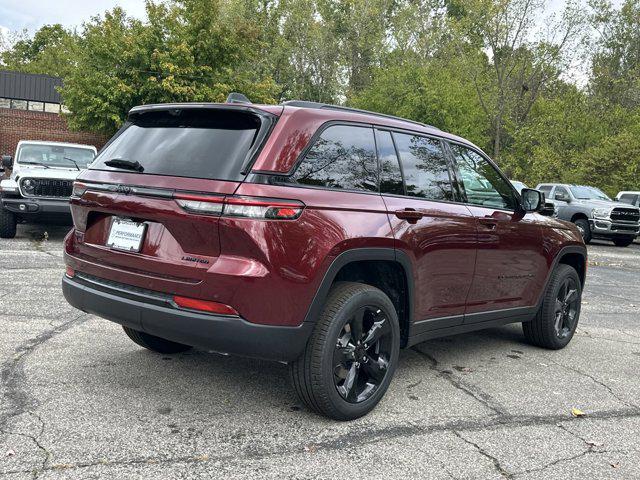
[
  {"xmin": 393, "ymin": 133, "xmax": 453, "ymax": 201},
  {"xmin": 292, "ymin": 125, "xmax": 377, "ymax": 192},
  {"xmin": 376, "ymin": 130, "xmax": 404, "ymax": 195}
]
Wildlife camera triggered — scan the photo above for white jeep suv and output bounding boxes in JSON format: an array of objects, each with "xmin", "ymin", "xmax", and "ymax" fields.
[{"xmin": 0, "ymin": 140, "xmax": 97, "ymax": 238}]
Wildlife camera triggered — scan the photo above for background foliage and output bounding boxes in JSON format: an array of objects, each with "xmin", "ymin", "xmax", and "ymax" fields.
[{"xmin": 1, "ymin": 0, "xmax": 639, "ymax": 195}]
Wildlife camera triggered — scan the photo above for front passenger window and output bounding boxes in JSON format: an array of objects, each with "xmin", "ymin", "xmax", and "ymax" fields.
[
  {"xmin": 449, "ymin": 144, "xmax": 516, "ymax": 210},
  {"xmin": 554, "ymin": 187, "xmax": 569, "ymax": 201}
]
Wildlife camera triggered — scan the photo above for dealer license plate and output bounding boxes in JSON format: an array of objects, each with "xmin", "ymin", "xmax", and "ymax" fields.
[{"xmin": 106, "ymin": 218, "xmax": 147, "ymax": 252}]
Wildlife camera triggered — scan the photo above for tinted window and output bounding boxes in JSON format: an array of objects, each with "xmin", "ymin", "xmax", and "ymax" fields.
[
  {"xmin": 293, "ymin": 125, "xmax": 377, "ymax": 192},
  {"xmin": 394, "ymin": 133, "xmax": 452, "ymax": 201},
  {"xmin": 376, "ymin": 130, "xmax": 404, "ymax": 195},
  {"xmin": 92, "ymin": 109, "xmax": 265, "ymax": 181},
  {"xmin": 450, "ymin": 144, "xmax": 516, "ymax": 210}
]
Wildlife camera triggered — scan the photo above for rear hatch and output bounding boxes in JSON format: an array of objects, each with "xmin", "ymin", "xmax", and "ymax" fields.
[{"xmin": 68, "ymin": 104, "xmax": 279, "ymax": 295}]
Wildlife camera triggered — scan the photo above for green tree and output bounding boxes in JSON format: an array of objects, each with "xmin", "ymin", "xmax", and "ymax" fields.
[
  {"xmin": 450, "ymin": 0, "xmax": 587, "ymax": 159},
  {"xmin": 353, "ymin": 54, "xmax": 488, "ymax": 148},
  {"xmin": 590, "ymin": 0, "xmax": 640, "ymax": 110},
  {"xmin": 60, "ymin": 1, "xmax": 277, "ymax": 134},
  {"xmin": 0, "ymin": 24, "xmax": 79, "ymax": 77}
]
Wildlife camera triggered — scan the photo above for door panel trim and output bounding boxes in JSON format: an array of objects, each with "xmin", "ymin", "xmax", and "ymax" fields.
[
  {"xmin": 411, "ymin": 314, "xmax": 465, "ymax": 334},
  {"xmin": 407, "ymin": 315, "xmax": 531, "ymax": 347}
]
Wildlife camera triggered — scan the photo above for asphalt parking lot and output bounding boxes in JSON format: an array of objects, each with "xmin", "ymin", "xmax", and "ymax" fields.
[{"xmin": 1, "ymin": 224, "xmax": 639, "ymax": 479}]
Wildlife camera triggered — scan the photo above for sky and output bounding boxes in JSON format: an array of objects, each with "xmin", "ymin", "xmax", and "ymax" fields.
[{"xmin": 0, "ymin": 0, "xmax": 147, "ymax": 34}]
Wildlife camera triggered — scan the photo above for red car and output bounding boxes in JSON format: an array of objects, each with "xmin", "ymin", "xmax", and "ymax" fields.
[{"xmin": 63, "ymin": 96, "xmax": 586, "ymax": 420}]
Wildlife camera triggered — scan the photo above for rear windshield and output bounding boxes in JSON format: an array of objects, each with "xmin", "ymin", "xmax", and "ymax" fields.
[
  {"xmin": 91, "ymin": 108, "xmax": 268, "ymax": 181},
  {"xmin": 18, "ymin": 144, "xmax": 95, "ymax": 168}
]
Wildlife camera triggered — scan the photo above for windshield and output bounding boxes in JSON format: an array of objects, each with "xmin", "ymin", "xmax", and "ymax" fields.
[
  {"xmin": 17, "ymin": 144, "xmax": 95, "ymax": 169},
  {"xmin": 91, "ymin": 108, "xmax": 267, "ymax": 181},
  {"xmin": 569, "ymin": 186, "xmax": 611, "ymax": 201}
]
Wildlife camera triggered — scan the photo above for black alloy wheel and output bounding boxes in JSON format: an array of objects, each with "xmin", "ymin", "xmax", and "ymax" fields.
[
  {"xmin": 553, "ymin": 276, "xmax": 579, "ymax": 339},
  {"xmin": 522, "ymin": 264, "xmax": 582, "ymax": 349},
  {"xmin": 333, "ymin": 305, "xmax": 393, "ymax": 403},
  {"xmin": 290, "ymin": 282, "xmax": 400, "ymax": 420}
]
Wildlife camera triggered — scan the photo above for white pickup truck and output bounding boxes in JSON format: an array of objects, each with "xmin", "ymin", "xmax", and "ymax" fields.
[{"xmin": 0, "ymin": 140, "xmax": 97, "ymax": 238}]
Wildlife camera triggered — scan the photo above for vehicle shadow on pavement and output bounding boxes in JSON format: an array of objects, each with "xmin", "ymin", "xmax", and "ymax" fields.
[
  {"xmin": 85, "ymin": 324, "xmax": 528, "ymax": 418},
  {"xmin": 16, "ymin": 223, "xmax": 72, "ymax": 241}
]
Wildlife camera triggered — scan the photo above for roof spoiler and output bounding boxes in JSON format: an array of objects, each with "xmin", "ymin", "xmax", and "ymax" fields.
[{"xmin": 226, "ymin": 92, "xmax": 252, "ymax": 104}]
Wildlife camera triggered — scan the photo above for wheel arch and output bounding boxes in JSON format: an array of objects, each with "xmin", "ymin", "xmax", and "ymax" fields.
[
  {"xmin": 570, "ymin": 212, "xmax": 589, "ymax": 223},
  {"xmin": 536, "ymin": 245, "xmax": 587, "ymax": 310},
  {"xmin": 303, "ymin": 248, "xmax": 414, "ymax": 347},
  {"xmin": 558, "ymin": 251, "xmax": 587, "ymax": 286}
]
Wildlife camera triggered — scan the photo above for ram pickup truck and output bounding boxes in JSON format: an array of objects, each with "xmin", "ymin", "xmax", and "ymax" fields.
[
  {"xmin": 0, "ymin": 140, "xmax": 97, "ymax": 238},
  {"xmin": 537, "ymin": 183, "xmax": 640, "ymax": 246}
]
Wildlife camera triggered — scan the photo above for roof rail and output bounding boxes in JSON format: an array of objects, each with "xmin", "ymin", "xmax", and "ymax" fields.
[{"xmin": 281, "ymin": 100, "xmax": 436, "ymax": 129}]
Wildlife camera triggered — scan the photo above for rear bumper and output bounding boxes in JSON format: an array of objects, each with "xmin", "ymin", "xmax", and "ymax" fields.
[{"xmin": 62, "ymin": 274, "xmax": 313, "ymax": 362}]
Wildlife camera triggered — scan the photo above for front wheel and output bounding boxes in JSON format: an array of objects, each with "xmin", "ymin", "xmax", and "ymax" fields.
[
  {"xmin": 523, "ymin": 264, "xmax": 582, "ymax": 349},
  {"xmin": 0, "ymin": 208, "xmax": 17, "ymax": 239},
  {"xmin": 613, "ymin": 237, "xmax": 634, "ymax": 247},
  {"xmin": 573, "ymin": 218, "xmax": 591, "ymax": 244},
  {"xmin": 290, "ymin": 282, "xmax": 400, "ymax": 420}
]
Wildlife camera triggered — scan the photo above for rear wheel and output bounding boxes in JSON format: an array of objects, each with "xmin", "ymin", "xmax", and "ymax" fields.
[
  {"xmin": 0, "ymin": 208, "xmax": 17, "ymax": 239},
  {"xmin": 523, "ymin": 264, "xmax": 582, "ymax": 349},
  {"xmin": 613, "ymin": 237, "xmax": 634, "ymax": 247},
  {"xmin": 573, "ymin": 218, "xmax": 591, "ymax": 244},
  {"xmin": 122, "ymin": 326, "xmax": 192, "ymax": 354},
  {"xmin": 290, "ymin": 282, "xmax": 400, "ymax": 420}
]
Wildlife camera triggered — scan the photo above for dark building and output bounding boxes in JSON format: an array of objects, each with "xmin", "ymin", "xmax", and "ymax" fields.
[{"xmin": 0, "ymin": 70, "xmax": 108, "ymax": 161}]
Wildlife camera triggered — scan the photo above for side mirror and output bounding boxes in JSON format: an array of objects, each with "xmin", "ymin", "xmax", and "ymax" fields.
[
  {"xmin": 521, "ymin": 188, "xmax": 544, "ymax": 213},
  {"xmin": 1, "ymin": 155, "xmax": 13, "ymax": 169},
  {"xmin": 555, "ymin": 192, "xmax": 570, "ymax": 202}
]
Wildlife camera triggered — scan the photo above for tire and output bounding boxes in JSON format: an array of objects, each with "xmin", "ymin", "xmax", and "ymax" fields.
[
  {"xmin": 290, "ymin": 282, "xmax": 400, "ymax": 421},
  {"xmin": 122, "ymin": 326, "xmax": 192, "ymax": 354},
  {"xmin": 523, "ymin": 264, "xmax": 582, "ymax": 350},
  {"xmin": 0, "ymin": 208, "xmax": 17, "ymax": 239},
  {"xmin": 613, "ymin": 237, "xmax": 634, "ymax": 247},
  {"xmin": 573, "ymin": 218, "xmax": 591, "ymax": 244}
]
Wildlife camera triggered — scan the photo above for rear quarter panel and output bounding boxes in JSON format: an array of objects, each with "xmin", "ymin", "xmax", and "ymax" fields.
[{"xmin": 219, "ymin": 183, "xmax": 395, "ymax": 326}]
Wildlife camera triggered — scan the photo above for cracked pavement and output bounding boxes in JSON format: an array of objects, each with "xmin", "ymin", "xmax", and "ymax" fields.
[{"xmin": 1, "ymin": 224, "xmax": 639, "ymax": 479}]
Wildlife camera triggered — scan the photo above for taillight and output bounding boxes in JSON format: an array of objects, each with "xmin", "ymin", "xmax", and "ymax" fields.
[
  {"xmin": 173, "ymin": 295, "xmax": 239, "ymax": 316},
  {"xmin": 174, "ymin": 194, "xmax": 304, "ymax": 220},
  {"xmin": 174, "ymin": 193, "xmax": 224, "ymax": 215},
  {"xmin": 72, "ymin": 182, "xmax": 87, "ymax": 197},
  {"xmin": 224, "ymin": 196, "xmax": 304, "ymax": 220}
]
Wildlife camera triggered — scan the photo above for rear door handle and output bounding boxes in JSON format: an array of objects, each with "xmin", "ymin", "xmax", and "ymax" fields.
[
  {"xmin": 395, "ymin": 208, "xmax": 424, "ymax": 224},
  {"xmin": 478, "ymin": 217, "xmax": 498, "ymax": 230}
]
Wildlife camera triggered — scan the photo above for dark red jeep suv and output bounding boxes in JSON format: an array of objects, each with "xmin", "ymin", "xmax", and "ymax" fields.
[{"xmin": 62, "ymin": 97, "xmax": 587, "ymax": 420}]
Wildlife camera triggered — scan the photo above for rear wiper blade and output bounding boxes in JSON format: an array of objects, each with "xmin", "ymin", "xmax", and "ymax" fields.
[{"xmin": 104, "ymin": 158, "xmax": 144, "ymax": 172}]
